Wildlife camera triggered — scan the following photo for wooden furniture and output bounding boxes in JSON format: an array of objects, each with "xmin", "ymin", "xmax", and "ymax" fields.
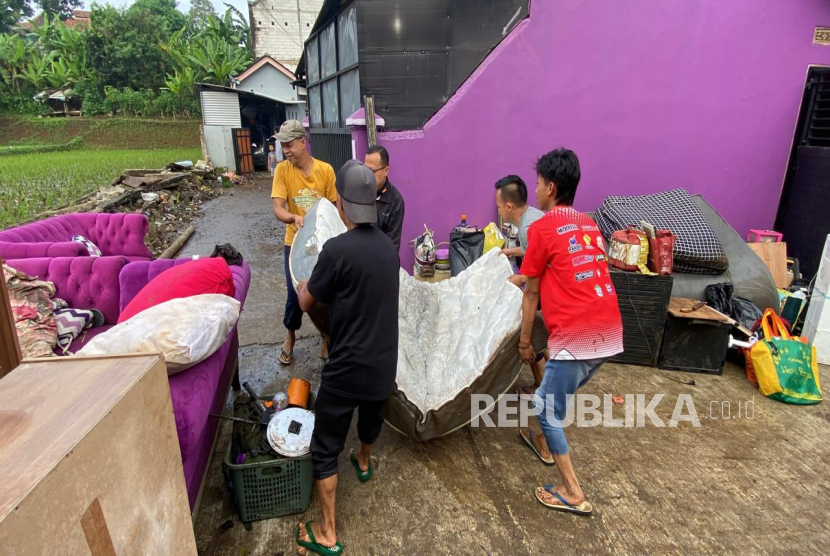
[
  {"xmin": 0, "ymin": 354, "xmax": 197, "ymax": 555},
  {"xmin": 0, "ymin": 262, "xmax": 22, "ymax": 378},
  {"xmin": 659, "ymin": 298, "xmax": 732, "ymax": 375}
]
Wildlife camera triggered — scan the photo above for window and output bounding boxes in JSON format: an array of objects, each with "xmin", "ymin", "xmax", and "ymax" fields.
[
  {"xmin": 306, "ymin": 37, "xmax": 319, "ymax": 85},
  {"xmin": 306, "ymin": 7, "xmax": 361, "ymax": 129},
  {"xmin": 339, "ymin": 68, "xmax": 360, "ymax": 122},
  {"xmin": 320, "ymin": 24, "xmax": 336, "ymax": 79},
  {"xmin": 337, "ymin": 5, "xmax": 358, "ymax": 69}
]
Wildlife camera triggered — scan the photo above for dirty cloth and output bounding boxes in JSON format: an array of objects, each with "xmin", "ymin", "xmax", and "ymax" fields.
[
  {"xmin": 595, "ymin": 189, "xmax": 728, "ymax": 274},
  {"xmin": 3, "ymin": 264, "xmax": 56, "ymax": 358},
  {"xmin": 211, "ymin": 243, "xmax": 244, "ymax": 266}
]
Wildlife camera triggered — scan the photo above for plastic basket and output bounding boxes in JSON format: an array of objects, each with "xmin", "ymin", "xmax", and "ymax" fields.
[{"xmin": 224, "ymin": 394, "xmax": 315, "ymax": 523}]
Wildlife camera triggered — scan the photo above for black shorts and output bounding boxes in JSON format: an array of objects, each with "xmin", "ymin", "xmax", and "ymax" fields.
[{"xmin": 310, "ymin": 387, "xmax": 387, "ymax": 480}]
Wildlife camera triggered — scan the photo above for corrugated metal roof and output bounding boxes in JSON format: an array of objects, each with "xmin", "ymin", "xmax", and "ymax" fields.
[{"xmin": 200, "ymin": 91, "xmax": 242, "ymax": 127}]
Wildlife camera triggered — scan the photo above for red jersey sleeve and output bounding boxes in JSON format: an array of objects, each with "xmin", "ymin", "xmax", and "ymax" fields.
[{"xmin": 519, "ymin": 222, "xmax": 548, "ymax": 278}]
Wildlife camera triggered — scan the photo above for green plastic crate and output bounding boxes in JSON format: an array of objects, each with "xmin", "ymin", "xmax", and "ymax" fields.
[{"xmin": 224, "ymin": 393, "xmax": 315, "ymax": 523}]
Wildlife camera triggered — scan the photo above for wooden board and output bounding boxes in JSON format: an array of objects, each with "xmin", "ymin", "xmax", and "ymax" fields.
[
  {"xmin": 0, "ymin": 354, "xmax": 197, "ymax": 555},
  {"xmin": 668, "ymin": 297, "xmax": 731, "ymax": 322},
  {"xmin": 412, "ymin": 266, "xmax": 451, "ymax": 283},
  {"xmin": 748, "ymin": 241, "xmax": 789, "ymax": 288},
  {"xmin": 0, "ymin": 266, "xmax": 22, "ymax": 378}
]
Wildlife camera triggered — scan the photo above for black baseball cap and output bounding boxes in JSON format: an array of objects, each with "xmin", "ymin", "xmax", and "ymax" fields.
[{"xmin": 336, "ymin": 160, "xmax": 377, "ymax": 225}]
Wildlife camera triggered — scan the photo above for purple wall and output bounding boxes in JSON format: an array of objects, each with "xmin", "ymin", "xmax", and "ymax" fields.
[{"xmin": 376, "ymin": 0, "xmax": 830, "ymax": 269}]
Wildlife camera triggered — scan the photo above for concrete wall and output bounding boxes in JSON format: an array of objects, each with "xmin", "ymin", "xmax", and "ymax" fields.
[
  {"xmin": 286, "ymin": 103, "xmax": 306, "ymax": 122},
  {"xmin": 376, "ymin": 0, "xmax": 830, "ymax": 268},
  {"xmin": 204, "ymin": 126, "xmax": 237, "ymax": 172},
  {"xmin": 251, "ymin": 0, "xmax": 324, "ymax": 71},
  {"xmin": 237, "ymin": 64, "xmax": 298, "ymax": 101}
]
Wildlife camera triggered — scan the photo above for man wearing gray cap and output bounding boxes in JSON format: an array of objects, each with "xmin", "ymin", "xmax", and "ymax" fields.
[
  {"xmin": 271, "ymin": 119, "xmax": 338, "ymax": 365},
  {"xmin": 295, "ymin": 160, "xmax": 400, "ymax": 556}
]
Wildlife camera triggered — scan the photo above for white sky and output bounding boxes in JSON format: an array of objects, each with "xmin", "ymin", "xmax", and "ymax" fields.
[{"xmin": 80, "ymin": 0, "xmax": 250, "ymax": 23}]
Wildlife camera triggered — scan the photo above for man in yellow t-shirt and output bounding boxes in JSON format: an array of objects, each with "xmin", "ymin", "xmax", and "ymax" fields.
[{"xmin": 271, "ymin": 120, "xmax": 338, "ymax": 365}]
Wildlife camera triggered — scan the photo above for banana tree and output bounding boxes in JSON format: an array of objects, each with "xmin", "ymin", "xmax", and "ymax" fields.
[
  {"xmin": 186, "ymin": 36, "xmax": 250, "ymax": 86},
  {"xmin": 163, "ymin": 66, "xmax": 198, "ymax": 116},
  {"xmin": 19, "ymin": 51, "xmax": 56, "ymax": 91},
  {"xmin": 0, "ymin": 34, "xmax": 30, "ymax": 93}
]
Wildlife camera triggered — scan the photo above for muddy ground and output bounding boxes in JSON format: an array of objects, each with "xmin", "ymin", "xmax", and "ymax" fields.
[{"xmin": 184, "ymin": 173, "xmax": 830, "ymax": 555}]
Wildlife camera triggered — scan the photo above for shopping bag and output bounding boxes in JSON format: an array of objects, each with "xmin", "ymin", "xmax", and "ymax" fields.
[
  {"xmin": 608, "ymin": 228, "xmax": 652, "ymax": 274},
  {"xmin": 749, "ymin": 309, "xmax": 822, "ymax": 404},
  {"xmin": 648, "ymin": 230, "xmax": 675, "ymax": 275},
  {"xmin": 483, "ymin": 222, "xmax": 506, "ymax": 254}
]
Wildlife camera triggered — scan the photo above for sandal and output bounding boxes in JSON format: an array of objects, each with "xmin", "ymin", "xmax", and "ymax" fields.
[
  {"xmin": 279, "ymin": 347, "xmax": 293, "ymax": 365},
  {"xmin": 520, "ymin": 429, "xmax": 555, "ymax": 466},
  {"xmin": 349, "ymin": 450, "xmax": 372, "ymax": 482},
  {"xmin": 535, "ymin": 485, "xmax": 593, "ymax": 516},
  {"xmin": 295, "ymin": 521, "xmax": 343, "ymax": 555}
]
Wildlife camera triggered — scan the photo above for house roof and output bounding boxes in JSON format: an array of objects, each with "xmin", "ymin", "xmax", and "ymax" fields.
[
  {"xmin": 235, "ymin": 56, "xmax": 296, "ymax": 83},
  {"xmin": 20, "ymin": 9, "xmax": 90, "ymax": 30},
  {"xmin": 198, "ymin": 82, "xmax": 305, "ymax": 105}
]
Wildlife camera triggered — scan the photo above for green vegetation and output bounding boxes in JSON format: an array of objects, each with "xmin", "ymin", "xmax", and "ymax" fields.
[
  {"xmin": 0, "ymin": 147, "xmax": 201, "ymax": 227},
  {"xmin": 0, "ymin": 115, "xmax": 201, "ymax": 149},
  {"xmin": 0, "ymin": 0, "xmax": 252, "ymax": 117}
]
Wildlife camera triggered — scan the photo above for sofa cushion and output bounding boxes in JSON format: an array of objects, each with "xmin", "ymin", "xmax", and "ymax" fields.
[
  {"xmin": 67, "ymin": 325, "xmax": 112, "ymax": 353},
  {"xmin": 80, "ymin": 295, "xmax": 241, "ymax": 374},
  {"xmin": 7, "ymin": 257, "xmax": 130, "ymax": 325},
  {"xmin": 118, "ymin": 258, "xmax": 235, "ymax": 323}
]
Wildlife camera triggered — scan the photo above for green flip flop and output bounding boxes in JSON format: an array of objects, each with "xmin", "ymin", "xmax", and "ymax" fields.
[
  {"xmin": 349, "ymin": 451, "xmax": 372, "ymax": 482},
  {"xmin": 295, "ymin": 521, "xmax": 343, "ymax": 555}
]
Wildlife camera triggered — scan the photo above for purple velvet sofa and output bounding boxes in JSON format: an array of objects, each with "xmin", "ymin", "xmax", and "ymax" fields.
[
  {"xmin": 0, "ymin": 213, "xmax": 153, "ymax": 261},
  {"xmin": 7, "ymin": 256, "xmax": 251, "ymax": 511}
]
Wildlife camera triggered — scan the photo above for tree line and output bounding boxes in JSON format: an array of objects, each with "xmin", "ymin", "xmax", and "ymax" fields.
[{"xmin": 0, "ymin": 0, "xmax": 252, "ymax": 118}]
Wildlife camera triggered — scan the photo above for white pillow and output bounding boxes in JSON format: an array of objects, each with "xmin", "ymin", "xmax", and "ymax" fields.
[{"xmin": 77, "ymin": 294, "xmax": 240, "ymax": 374}]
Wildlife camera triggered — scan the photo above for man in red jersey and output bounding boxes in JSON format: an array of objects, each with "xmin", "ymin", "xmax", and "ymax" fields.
[{"xmin": 517, "ymin": 148, "xmax": 623, "ymax": 516}]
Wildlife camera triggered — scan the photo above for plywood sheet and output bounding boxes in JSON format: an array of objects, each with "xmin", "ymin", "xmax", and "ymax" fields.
[
  {"xmin": 668, "ymin": 297, "xmax": 730, "ymax": 322},
  {"xmin": 0, "ymin": 354, "xmax": 197, "ymax": 555},
  {"xmin": 747, "ymin": 242, "xmax": 789, "ymax": 289}
]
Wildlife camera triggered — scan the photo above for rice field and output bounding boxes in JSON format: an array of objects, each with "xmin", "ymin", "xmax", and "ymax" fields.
[{"xmin": 0, "ymin": 148, "xmax": 202, "ymax": 228}]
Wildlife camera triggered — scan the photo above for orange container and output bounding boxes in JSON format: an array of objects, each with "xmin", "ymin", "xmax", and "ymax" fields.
[{"xmin": 287, "ymin": 378, "xmax": 310, "ymax": 408}]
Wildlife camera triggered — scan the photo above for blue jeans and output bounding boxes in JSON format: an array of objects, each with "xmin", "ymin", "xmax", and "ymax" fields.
[
  {"xmin": 534, "ymin": 358, "xmax": 607, "ymax": 455},
  {"xmin": 283, "ymin": 245, "xmax": 303, "ymax": 331}
]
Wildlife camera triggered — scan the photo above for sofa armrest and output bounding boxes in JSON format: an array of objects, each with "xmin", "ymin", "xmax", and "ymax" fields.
[
  {"xmin": 119, "ymin": 259, "xmax": 253, "ymax": 313},
  {"xmin": 232, "ymin": 262, "xmax": 252, "ymax": 307},
  {"xmin": 0, "ymin": 241, "xmax": 86, "ymax": 260}
]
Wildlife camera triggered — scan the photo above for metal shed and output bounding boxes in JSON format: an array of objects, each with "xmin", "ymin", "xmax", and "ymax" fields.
[{"xmin": 198, "ymin": 83, "xmax": 307, "ymax": 172}]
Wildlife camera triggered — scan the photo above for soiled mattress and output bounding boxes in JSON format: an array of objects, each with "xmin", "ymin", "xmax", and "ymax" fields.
[{"xmin": 290, "ymin": 200, "xmax": 546, "ymax": 440}]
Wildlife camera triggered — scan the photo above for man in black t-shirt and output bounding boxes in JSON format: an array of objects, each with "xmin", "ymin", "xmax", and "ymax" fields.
[{"xmin": 295, "ymin": 160, "xmax": 399, "ymax": 555}]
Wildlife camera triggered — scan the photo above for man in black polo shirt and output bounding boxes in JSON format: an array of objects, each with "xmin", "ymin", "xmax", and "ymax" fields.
[
  {"xmin": 365, "ymin": 144, "xmax": 405, "ymax": 251},
  {"xmin": 295, "ymin": 160, "xmax": 400, "ymax": 555}
]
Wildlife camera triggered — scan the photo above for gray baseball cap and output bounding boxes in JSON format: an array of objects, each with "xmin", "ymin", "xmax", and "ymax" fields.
[
  {"xmin": 275, "ymin": 119, "xmax": 306, "ymax": 142},
  {"xmin": 336, "ymin": 160, "xmax": 377, "ymax": 225}
]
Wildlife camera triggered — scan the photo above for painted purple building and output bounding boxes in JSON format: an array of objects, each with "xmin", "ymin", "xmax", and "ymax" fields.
[{"xmin": 300, "ymin": 1, "xmax": 830, "ymax": 269}]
